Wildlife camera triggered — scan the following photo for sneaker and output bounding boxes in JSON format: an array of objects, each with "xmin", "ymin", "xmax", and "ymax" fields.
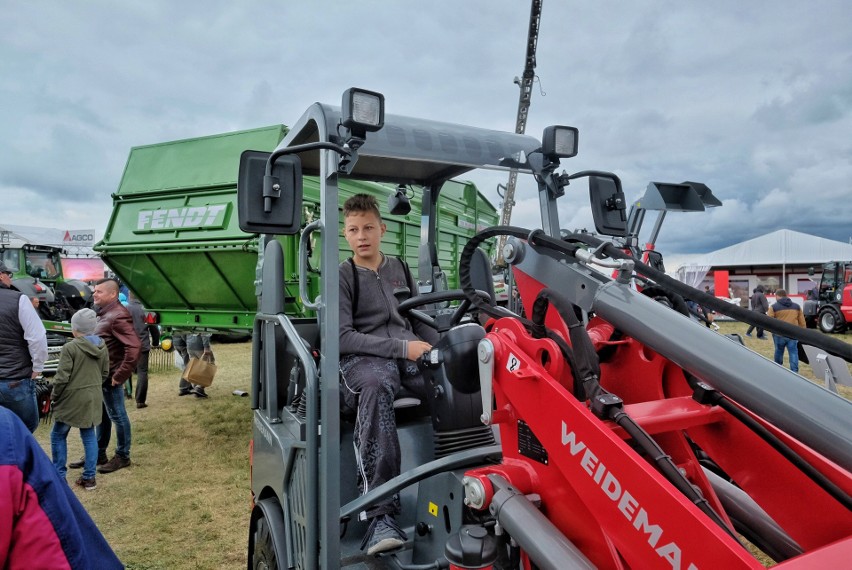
[
  {"xmin": 361, "ymin": 514, "xmax": 407, "ymax": 556},
  {"xmin": 192, "ymin": 387, "xmax": 209, "ymax": 398},
  {"xmin": 178, "ymin": 388, "xmax": 193, "ymax": 396},
  {"xmin": 75, "ymin": 476, "xmax": 97, "ymax": 491},
  {"xmin": 69, "ymin": 455, "xmax": 108, "ymax": 469},
  {"xmin": 98, "ymin": 455, "xmax": 131, "ymax": 474},
  {"xmin": 711, "ymin": 323, "xmax": 720, "ymax": 331},
  {"xmin": 745, "ymin": 333, "xmax": 753, "ymax": 337},
  {"xmin": 136, "ymin": 402, "xmax": 148, "ymax": 409}
]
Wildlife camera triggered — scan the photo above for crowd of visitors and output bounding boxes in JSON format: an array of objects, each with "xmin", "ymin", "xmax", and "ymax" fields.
[{"xmin": 0, "ymin": 269, "xmax": 220, "ymax": 565}]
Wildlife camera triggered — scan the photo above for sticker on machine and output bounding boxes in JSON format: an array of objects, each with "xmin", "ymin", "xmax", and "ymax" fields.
[{"xmin": 506, "ymin": 353, "xmax": 520, "ymax": 372}]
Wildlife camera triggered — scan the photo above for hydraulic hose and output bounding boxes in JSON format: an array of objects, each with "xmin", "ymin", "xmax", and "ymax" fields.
[
  {"xmin": 530, "ymin": 286, "xmax": 741, "ymax": 542},
  {"xmin": 686, "ymin": 373, "xmax": 852, "ymax": 510},
  {"xmin": 605, "ymin": 402, "xmax": 741, "ymax": 542},
  {"xmin": 561, "ymin": 232, "xmax": 852, "ymax": 363}
]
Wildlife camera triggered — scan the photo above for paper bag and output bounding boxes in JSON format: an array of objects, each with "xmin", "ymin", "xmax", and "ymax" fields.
[{"xmin": 184, "ymin": 356, "xmax": 217, "ymax": 387}]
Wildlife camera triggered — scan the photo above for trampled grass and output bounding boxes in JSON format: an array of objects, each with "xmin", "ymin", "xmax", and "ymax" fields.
[
  {"xmin": 31, "ymin": 321, "xmax": 851, "ymax": 568},
  {"xmin": 34, "ymin": 340, "xmax": 254, "ymax": 570}
]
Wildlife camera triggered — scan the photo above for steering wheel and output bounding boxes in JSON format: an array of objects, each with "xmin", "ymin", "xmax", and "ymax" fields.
[{"xmin": 397, "ymin": 289, "xmax": 492, "ymax": 332}]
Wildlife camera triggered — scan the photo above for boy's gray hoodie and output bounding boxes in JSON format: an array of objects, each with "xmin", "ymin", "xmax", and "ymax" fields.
[{"xmin": 339, "ymin": 255, "xmax": 440, "ymax": 359}]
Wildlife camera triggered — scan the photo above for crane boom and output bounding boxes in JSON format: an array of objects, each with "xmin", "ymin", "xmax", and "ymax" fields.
[{"xmin": 497, "ymin": 0, "xmax": 543, "ymax": 265}]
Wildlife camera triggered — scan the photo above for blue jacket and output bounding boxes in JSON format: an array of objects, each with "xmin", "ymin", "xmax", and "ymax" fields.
[{"xmin": 0, "ymin": 407, "xmax": 123, "ymax": 569}]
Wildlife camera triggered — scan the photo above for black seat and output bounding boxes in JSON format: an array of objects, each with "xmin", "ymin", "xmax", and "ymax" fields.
[{"xmin": 468, "ymin": 247, "xmax": 496, "ymax": 305}]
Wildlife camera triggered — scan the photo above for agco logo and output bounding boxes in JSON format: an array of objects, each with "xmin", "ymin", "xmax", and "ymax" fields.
[
  {"xmin": 63, "ymin": 230, "xmax": 96, "ymax": 245},
  {"xmin": 64, "ymin": 232, "xmax": 94, "ymax": 242},
  {"xmin": 135, "ymin": 204, "xmax": 229, "ymax": 232}
]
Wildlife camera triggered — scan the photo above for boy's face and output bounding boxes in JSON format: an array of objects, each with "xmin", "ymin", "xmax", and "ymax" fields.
[{"xmin": 344, "ymin": 210, "xmax": 386, "ymax": 266}]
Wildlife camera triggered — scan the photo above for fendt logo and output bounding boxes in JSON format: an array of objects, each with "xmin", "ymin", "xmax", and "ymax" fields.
[{"xmin": 135, "ymin": 204, "xmax": 229, "ymax": 232}]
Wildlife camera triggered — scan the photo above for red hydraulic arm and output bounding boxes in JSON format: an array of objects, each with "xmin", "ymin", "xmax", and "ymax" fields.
[{"xmin": 462, "ymin": 269, "xmax": 852, "ymax": 569}]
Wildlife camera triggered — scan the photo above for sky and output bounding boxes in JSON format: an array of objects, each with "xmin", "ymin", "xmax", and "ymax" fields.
[{"xmin": 2, "ymin": 1, "xmax": 851, "ymax": 255}]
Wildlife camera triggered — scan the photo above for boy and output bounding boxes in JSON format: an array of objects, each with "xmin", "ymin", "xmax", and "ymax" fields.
[
  {"xmin": 339, "ymin": 194, "xmax": 440, "ymax": 555},
  {"xmin": 50, "ymin": 308, "xmax": 110, "ymax": 490}
]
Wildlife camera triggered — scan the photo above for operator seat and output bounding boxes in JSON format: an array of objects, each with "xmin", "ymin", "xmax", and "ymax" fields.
[{"xmin": 467, "ymin": 247, "xmax": 497, "ymax": 305}]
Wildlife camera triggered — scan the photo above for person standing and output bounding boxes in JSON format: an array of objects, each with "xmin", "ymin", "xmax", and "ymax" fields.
[
  {"xmin": 0, "ymin": 406, "xmax": 123, "ymax": 568},
  {"xmin": 89, "ymin": 279, "xmax": 140, "ymax": 474},
  {"xmin": 745, "ymin": 285, "xmax": 769, "ymax": 339},
  {"xmin": 768, "ymin": 289, "xmax": 806, "ymax": 373},
  {"xmin": 0, "ymin": 261, "xmax": 48, "ymax": 433},
  {"xmin": 175, "ymin": 332, "xmax": 213, "ymax": 398},
  {"xmin": 125, "ymin": 293, "xmax": 153, "ymax": 408},
  {"xmin": 50, "ymin": 308, "xmax": 109, "ymax": 490},
  {"xmin": 338, "ymin": 194, "xmax": 440, "ymax": 555}
]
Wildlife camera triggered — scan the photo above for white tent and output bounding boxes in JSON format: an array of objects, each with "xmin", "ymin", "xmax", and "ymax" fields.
[
  {"xmin": 0, "ymin": 224, "xmax": 97, "ymax": 257},
  {"xmin": 696, "ymin": 229, "xmax": 852, "ymax": 267}
]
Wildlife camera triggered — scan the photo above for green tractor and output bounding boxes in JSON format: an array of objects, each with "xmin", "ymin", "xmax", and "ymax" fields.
[{"xmin": 0, "ymin": 237, "xmax": 94, "ymax": 374}]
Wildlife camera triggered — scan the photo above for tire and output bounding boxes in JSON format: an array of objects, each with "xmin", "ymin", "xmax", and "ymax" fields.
[
  {"xmin": 251, "ymin": 512, "xmax": 279, "ymax": 570},
  {"xmin": 818, "ymin": 306, "xmax": 846, "ymax": 334}
]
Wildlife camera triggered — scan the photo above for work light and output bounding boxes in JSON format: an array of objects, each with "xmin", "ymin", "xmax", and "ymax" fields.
[
  {"xmin": 342, "ymin": 88, "xmax": 385, "ymax": 133},
  {"xmin": 542, "ymin": 125, "xmax": 579, "ymax": 160}
]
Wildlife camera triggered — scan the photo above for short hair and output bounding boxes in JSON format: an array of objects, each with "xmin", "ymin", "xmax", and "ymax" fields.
[
  {"xmin": 95, "ymin": 278, "xmax": 120, "ymax": 292},
  {"xmin": 343, "ymin": 194, "xmax": 381, "ymax": 220},
  {"xmin": 775, "ymin": 289, "xmax": 787, "ymax": 297}
]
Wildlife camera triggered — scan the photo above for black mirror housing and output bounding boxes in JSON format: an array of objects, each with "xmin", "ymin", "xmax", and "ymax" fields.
[
  {"xmin": 589, "ymin": 175, "xmax": 628, "ymax": 237},
  {"xmin": 238, "ymin": 150, "xmax": 303, "ymax": 235}
]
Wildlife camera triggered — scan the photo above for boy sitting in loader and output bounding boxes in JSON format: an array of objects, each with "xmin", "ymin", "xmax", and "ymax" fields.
[{"xmin": 339, "ymin": 194, "xmax": 440, "ymax": 555}]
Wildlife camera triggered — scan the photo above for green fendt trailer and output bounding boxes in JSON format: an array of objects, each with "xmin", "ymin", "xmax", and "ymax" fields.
[{"xmin": 95, "ymin": 125, "xmax": 497, "ymax": 332}]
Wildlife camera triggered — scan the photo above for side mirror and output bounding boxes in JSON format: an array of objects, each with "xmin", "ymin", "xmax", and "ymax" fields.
[
  {"xmin": 589, "ymin": 175, "xmax": 627, "ymax": 237},
  {"xmin": 237, "ymin": 150, "xmax": 303, "ymax": 235},
  {"xmin": 808, "ymin": 266, "xmax": 815, "ymax": 276}
]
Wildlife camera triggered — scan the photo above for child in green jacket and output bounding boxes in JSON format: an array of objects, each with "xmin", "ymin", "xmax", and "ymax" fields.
[{"xmin": 50, "ymin": 308, "xmax": 110, "ymax": 490}]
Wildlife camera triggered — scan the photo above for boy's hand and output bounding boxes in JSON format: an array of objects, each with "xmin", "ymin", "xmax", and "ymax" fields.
[{"xmin": 407, "ymin": 340, "xmax": 432, "ymax": 361}]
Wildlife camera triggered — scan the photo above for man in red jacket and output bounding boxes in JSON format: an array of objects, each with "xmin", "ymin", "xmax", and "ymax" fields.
[
  {"xmin": 91, "ymin": 279, "xmax": 140, "ymax": 474},
  {"xmin": 0, "ymin": 406, "xmax": 123, "ymax": 569}
]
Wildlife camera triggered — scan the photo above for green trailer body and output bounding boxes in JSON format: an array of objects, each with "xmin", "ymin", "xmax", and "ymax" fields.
[{"xmin": 95, "ymin": 125, "xmax": 497, "ymax": 331}]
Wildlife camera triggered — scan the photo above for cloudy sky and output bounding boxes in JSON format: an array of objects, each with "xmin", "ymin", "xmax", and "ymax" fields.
[{"xmin": 2, "ymin": 1, "xmax": 850, "ymax": 254}]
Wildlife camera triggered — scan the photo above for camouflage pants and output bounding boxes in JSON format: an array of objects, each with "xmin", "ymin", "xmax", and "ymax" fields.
[{"xmin": 340, "ymin": 354, "xmax": 426, "ymax": 519}]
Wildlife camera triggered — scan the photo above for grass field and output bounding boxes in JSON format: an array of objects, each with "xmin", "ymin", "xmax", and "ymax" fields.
[
  {"xmin": 31, "ymin": 322, "xmax": 851, "ymax": 569},
  {"xmin": 34, "ymin": 340, "xmax": 255, "ymax": 569}
]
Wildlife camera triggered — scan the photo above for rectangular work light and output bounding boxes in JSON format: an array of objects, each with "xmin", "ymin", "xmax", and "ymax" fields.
[{"xmin": 342, "ymin": 88, "xmax": 385, "ymax": 133}]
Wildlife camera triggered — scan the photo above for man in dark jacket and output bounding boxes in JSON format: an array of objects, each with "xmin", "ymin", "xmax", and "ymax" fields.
[
  {"xmin": 125, "ymin": 293, "xmax": 154, "ymax": 408},
  {"xmin": 90, "ymin": 278, "xmax": 140, "ymax": 474},
  {"xmin": 0, "ymin": 261, "xmax": 47, "ymax": 432},
  {"xmin": 768, "ymin": 289, "xmax": 806, "ymax": 373},
  {"xmin": 338, "ymin": 194, "xmax": 440, "ymax": 556},
  {"xmin": 745, "ymin": 285, "xmax": 769, "ymax": 339}
]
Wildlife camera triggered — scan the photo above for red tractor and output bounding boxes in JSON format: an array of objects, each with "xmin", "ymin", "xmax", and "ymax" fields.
[{"xmin": 804, "ymin": 261, "xmax": 852, "ymax": 333}]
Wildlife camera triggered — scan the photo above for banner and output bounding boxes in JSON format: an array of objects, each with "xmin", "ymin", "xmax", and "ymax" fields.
[{"xmin": 62, "ymin": 229, "xmax": 96, "ymax": 247}]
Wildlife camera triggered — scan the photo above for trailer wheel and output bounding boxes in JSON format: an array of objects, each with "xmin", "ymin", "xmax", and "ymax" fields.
[
  {"xmin": 251, "ymin": 512, "xmax": 279, "ymax": 570},
  {"xmin": 818, "ymin": 306, "xmax": 846, "ymax": 334}
]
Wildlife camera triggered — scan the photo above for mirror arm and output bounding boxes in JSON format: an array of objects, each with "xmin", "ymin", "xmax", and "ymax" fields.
[
  {"xmin": 265, "ymin": 141, "xmax": 351, "ymax": 176},
  {"xmin": 263, "ymin": 142, "xmax": 353, "ymax": 211}
]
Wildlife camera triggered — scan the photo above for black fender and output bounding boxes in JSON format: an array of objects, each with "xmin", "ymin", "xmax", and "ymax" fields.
[
  {"xmin": 56, "ymin": 279, "xmax": 93, "ymax": 306},
  {"xmin": 247, "ymin": 496, "xmax": 287, "ymax": 570}
]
